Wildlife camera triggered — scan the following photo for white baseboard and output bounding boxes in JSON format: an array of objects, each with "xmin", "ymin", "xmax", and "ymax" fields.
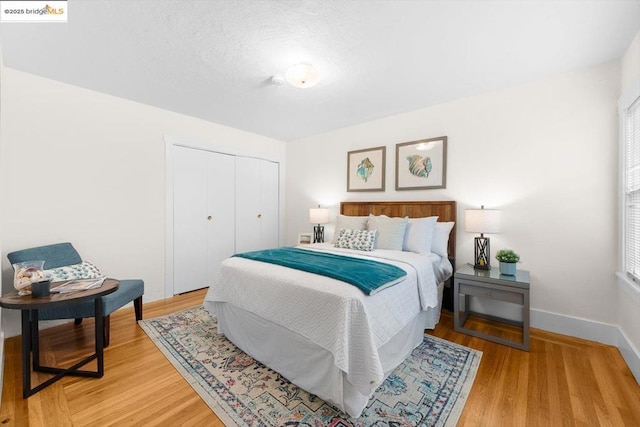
[
  {"xmin": 532, "ymin": 308, "xmax": 640, "ymax": 384},
  {"xmin": 531, "ymin": 308, "xmax": 618, "ymax": 346},
  {"xmin": 616, "ymin": 327, "xmax": 640, "ymax": 384}
]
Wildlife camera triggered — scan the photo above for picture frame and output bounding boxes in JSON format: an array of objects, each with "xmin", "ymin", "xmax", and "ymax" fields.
[
  {"xmin": 297, "ymin": 232, "xmax": 312, "ymax": 245},
  {"xmin": 347, "ymin": 146, "xmax": 386, "ymax": 192},
  {"xmin": 395, "ymin": 136, "xmax": 447, "ymax": 190}
]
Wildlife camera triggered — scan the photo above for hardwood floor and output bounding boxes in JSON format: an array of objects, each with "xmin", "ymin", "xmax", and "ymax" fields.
[{"xmin": 1, "ymin": 289, "xmax": 639, "ymax": 426}]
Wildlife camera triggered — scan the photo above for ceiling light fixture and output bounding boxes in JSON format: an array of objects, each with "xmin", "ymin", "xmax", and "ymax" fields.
[{"xmin": 285, "ymin": 63, "xmax": 320, "ymax": 88}]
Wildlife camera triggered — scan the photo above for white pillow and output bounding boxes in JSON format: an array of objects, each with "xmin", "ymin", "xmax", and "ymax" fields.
[
  {"xmin": 368, "ymin": 214, "xmax": 408, "ymax": 251},
  {"xmin": 334, "ymin": 229, "xmax": 377, "ymax": 251},
  {"xmin": 403, "ymin": 216, "xmax": 438, "ymax": 255},
  {"xmin": 431, "ymin": 221, "xmax": 455, "ymax": 258},
  {"xmin": 331, "ymin": 215, "xmax": 369, "ymax": 243}
]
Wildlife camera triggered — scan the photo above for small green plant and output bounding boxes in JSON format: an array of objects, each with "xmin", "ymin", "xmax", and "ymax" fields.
[{"xmin": 496, "ymin": 249, "xmax": 520, "ymax": 263}]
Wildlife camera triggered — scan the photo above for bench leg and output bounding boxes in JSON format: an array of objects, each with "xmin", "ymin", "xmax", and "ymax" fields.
[
  {"xmin": 103, "ymin": 315, "xmax": 110, "ymax": 348},
  {"xmin": 134, "ymin": 296, "xmax": 143, "ymax": 321},
  {"xmin": 74, "ymin": 318, "xmax": 83, "ymax": 325}
]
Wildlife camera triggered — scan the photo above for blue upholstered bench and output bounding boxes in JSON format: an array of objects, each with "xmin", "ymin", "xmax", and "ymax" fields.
[{"xmin": 7, "ymin": 242, "xmax": 144, "ymax": 347}]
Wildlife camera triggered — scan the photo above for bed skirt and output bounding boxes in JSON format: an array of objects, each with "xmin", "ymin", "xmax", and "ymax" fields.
[{"xmin": 206, "ymin": 282, "xmax": 445, "ymax": 417}]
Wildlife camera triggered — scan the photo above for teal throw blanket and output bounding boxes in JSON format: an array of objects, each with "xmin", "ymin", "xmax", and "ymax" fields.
[{"xmin": 233, "ymin": 247, "xmax": 407, "ymax": 295}]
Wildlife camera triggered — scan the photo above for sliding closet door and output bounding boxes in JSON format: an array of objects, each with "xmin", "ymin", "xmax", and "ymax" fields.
[
  {"xmin": 174, "ymin": 146, "xmax": 235, "ymax": 294},
  {"xmin": 206, "ymin": 152, "xmax": 236, "ymax": 283},
  {"xmin": 235, "ymin": 157, "xmax": 262, "ymax": 253},
  {"xmin": 173, "ymin": 146, "xmax": 208, "ymax": 293},
  {"xmin": 235, "ymin": 157, "xmax": 279, "ymax": 253},
  {"xmin": 260, "ymin": 160, "xmax": 279, "ymax": 249}
]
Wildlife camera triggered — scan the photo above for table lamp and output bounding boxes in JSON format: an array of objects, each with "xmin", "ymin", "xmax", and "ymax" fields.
[
  {"xmin": 464, "ymin": 205, "xmax": 501, "ymax": 270},
  {"xmin": 309, "ymin": 206, "xmax": 329, "ymax": 243}
]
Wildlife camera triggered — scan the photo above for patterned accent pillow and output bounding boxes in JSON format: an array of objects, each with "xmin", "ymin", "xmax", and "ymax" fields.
[
  {"xmin": 45, "ymin": 261, "xmax": 104, "ymax": 282},
  {"xmin": 334, "ymin": 229, "xmax": 377, "ymax": 251}
]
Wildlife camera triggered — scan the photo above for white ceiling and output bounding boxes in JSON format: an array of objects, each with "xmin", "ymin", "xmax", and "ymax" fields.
[{"xmin": 1, "ymin": 0, "xmax": 639, "ymax": 141}]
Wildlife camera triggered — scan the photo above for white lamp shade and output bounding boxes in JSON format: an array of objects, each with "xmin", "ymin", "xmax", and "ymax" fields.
[
  {"xmin": 309, "ymin": 208, "xmax": 329, "ymax": 224},
  {"xmin": 285, "ymin": 63, "xmax": 320, "ymax": 88},
  {"xmin": 464, "ymin": 208, "xmax": 501, "ymax": 234}
]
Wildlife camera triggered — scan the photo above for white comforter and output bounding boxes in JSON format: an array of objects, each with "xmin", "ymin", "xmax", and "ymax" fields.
[{"xmin": 203, "ymin": 243, "xmax": 446, "ymax": 397}]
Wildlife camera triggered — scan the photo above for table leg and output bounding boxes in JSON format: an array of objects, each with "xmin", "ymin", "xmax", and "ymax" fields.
[
  {"xmin": 453, "ymin": 279, "xmax": 460, "ymax": 330},
  {"xmin": 31, "ymin": 310, "xmax": 40, "ymax": 370},
  {"xmin": 523, "ymin": 290, "xmax": 530, "ymax": 351},
  {"xmin": 95, "ymin": 297, "xmax": 104, "ymax": 377},
  {"xmin": 21, "ymin": 310, "xmax": 31, "ymax": 399}
]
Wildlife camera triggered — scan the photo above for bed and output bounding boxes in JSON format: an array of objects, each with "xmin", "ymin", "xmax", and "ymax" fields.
[{"xmin": 203, "ymin": 200, "xmax": 456, "ymax": 417}]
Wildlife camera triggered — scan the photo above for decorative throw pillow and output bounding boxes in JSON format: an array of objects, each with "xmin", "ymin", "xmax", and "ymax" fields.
[
  {"xmin": 334, "ymin": 229, "xmax": 377, "ymax": 251},
  {"xmin": 367, "ymin": 214, "xmax": 408, "ymax": 251},
  {"xmin": 331, "ymin": 215, "xmax": 370, "ymax": 243},
  {"xmin": 45, "ymin": 261, "xmax": 104, "ymax": 282},
  {"xmin": 431, "ymin": 221, "xmax": 455, "ymax": 258},
  {"xmin": 403, "ymin": 216, "xmax": 439, "ymax": 254}
]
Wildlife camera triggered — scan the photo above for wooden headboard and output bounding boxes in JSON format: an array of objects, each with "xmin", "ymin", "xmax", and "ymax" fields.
[{"xmin": 340, "ymin": 200, "xmax": 457, "ymax": 259}]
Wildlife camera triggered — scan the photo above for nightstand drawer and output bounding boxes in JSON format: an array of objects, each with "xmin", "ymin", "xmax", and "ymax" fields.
[{"xmin": 459, "ymin": 283, "xmax": 523, "ymax": 304}]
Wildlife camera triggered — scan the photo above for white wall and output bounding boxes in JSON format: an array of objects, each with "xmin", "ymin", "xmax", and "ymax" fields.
[
  {"xmin": 617, "ymin": 31, "xmax": 640, "ymax": 382},
  {"xmin": 0, "ymin": 68, "xmax": 286, "ymax": 338},
  {"xmin": 287, "ymin": 61, "xmax": 620, "ymax": 328},
  {"xmin": 621, "ymin": 31, "xmax": 640, "ymax": 93}
]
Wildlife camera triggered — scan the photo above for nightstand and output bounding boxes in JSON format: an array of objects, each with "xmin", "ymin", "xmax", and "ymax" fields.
[{"xmin": 453, "ymin": 264, "xmax": 530, "ymax": 351}]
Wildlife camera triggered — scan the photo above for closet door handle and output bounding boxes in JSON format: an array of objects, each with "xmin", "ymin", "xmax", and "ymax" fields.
[
  {"xmin": 257, "ymin": 214, "xmax": 262, "ymax": 219},
  {"xmin": 207, "ymin": 215, "xmax": 213, "ymax": 220}
]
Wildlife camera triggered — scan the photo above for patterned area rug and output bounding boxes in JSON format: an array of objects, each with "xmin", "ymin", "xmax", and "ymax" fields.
[{"xmin": 139, "ymin": 306, "xmax": 481, "ymax": 426}]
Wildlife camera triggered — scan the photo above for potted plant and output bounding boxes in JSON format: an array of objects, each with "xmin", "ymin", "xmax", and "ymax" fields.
[{"xmin": 496, "ymin": 249, "xmax": 520, "ymax": 276}]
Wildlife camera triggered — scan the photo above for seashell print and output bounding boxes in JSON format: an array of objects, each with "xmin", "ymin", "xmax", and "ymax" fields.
[
  {"xmin": 357, "ymin": 157, "xmax": 375, "ymax": 182},
  {"xmin": 406, "ymin": 155, "xmax": 432, "ymax": 178}
]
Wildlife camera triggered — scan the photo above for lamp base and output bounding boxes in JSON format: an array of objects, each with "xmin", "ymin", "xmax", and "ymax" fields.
[
  {"xmin": 473, "ymin": 236, "xmax": 491, "ymax": 270},
  {"xmin": 313, "ymin": 225, "xmax": 325, "ymax": 243}
]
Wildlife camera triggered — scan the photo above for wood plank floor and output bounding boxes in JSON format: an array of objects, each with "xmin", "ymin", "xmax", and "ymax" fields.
[{"xmin": 1, "ymin": 289, "xmax": 639, "ymax": 426}]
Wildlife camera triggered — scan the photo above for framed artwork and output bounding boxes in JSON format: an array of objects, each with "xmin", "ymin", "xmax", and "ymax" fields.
[
  {"xmin": 395, "ymin": 136, "xmax": 447, "ymax": 190},
  {"xmin": 297, "ymin": 232, "xmax": 312, "ymax": 245},
  {"xmin": 347, "ymin": 146, "xmax": 386, "ymax": 192}
]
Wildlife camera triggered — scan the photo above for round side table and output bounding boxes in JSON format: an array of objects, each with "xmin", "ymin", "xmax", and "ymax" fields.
[{"xmin": 0, "ymin": 279, "xmax": 119, "ymax": 398}]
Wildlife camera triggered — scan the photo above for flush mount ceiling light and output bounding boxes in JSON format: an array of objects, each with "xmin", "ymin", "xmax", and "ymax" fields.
[{"xmin": 285, "ymin": 63, "xmax": 320, "ymax": 88}]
